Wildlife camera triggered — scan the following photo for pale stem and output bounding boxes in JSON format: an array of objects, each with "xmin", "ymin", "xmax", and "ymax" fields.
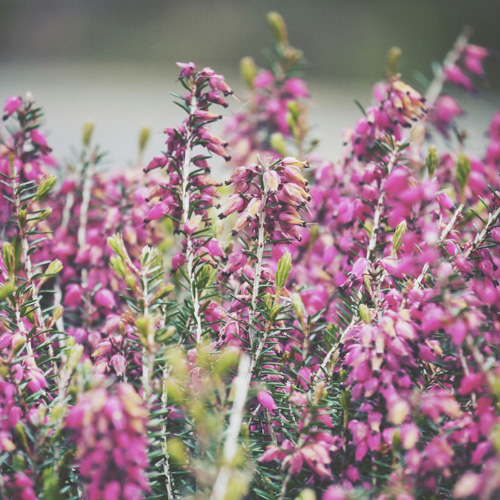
[
  {"xmin": 10, "ymin": 167, "xmax": 34, "ymax": 357},
  {"xmin": 11, "ymin": 162, "xmax": 58, "ymax": 374},
  {"xmin": 78, "ymin": 156, "xmax": 95, "ymax": 289},
  {"xmin": 313, "ymin": 147, "xmax": 400, "ymax": 385},
  {"xmin": 413, "ymin": 203, "xmax": 499, "ymax": 289},
  {"xmin": 14, "ymin": 300, "xmax": 33, "ymax": 356},
  {"xmin": 161, "ymin": 365, "xmax": 176, "ymax": 500},
  {"xmin": 210, "ymin": 354, "xmax": 251, "ymax": 500},
  {"xmin": 366, "ymin": 147, "xmax": 400, "ymax": 262},
  {"xmin": 210, "ymin": 183, "xmax": 275, "ymax": 498},
  {"xmin": 466, "ymin": 335, "xmax": 497, "ymax": 392},
  {"xmin": 413, "ymin": 203, "xmax": 464, "ymax": 288},
  {"xmin": 180, "ymin": 87, "xmax": 203, "ymax": 343},
  {"xmin": 462, "ymin": 205, "xmax": 500, "ymax": 260},
  {"xmin": 425, "ymin": 27, "xmax": 472, "ymax": 106},
  {"xmin": 318, "ymin": 315, "xmax": 357, "ymax": 380},
  {"xmin": 248, "ymin": 177, "xmax": 269, "ymax": 349},
  {"xmin": 141, "ymin": 265, "xmax": 153, "ymax": 402},
  {"xmin": 54, "ymin": 161, "xmax": 84, "ymax": 333},
  {"xmin": 458, "ymin": 347, "xmax": 476, "ymax": 407}
]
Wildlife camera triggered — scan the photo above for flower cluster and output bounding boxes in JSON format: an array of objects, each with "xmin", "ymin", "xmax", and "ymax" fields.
[
  {"xmin": 221, "ymin": 156, "xmax": 310, "ymax": 242},
  {"xmin": 143, "ymin": 62, "xmax": 231, "ymax": 230},
  {"xmin": 343, "ymin": 78, "xmax": 427, "ymax": 162},
  {"xmin": 66, "ymin": 383, "xmax": 150, "ymax": 500},
  {"xmin": 224, "ymin": 12, "xmax": 311, "ymax": 165}
]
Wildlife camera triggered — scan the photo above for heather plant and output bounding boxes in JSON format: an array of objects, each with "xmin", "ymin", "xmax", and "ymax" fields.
[{"xmin": 1, "ymin": 11, "xmax": 500, "ymax": 500}]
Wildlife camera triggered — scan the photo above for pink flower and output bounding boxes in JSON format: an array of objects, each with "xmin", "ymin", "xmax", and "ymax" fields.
[
  {"xmin": 67, "ymin": 384, "xmax": 150, "ymax": 500},
  {"xmin": 183, "ymin": 214, "xmax": 202, "ymax": 235},
  {"xmin": 3, "ymin": 95, "xmax": 22, "ymax": 119},
  {"xmin": 94, "ymin": 288, "xmax": 117, "ymax": 309},
  {"xmin": 463, "ymin": 44, "xmax": 488, "ymax": 76},
  {"xmin": 144, "ymin": 202, "xmax": 169, "ymax": 223},
  {"xmin": 458, "ymin": 373, "xmax": 485, "ymax": 395},
  {"xmin": 433, "ymin": 95, "xmax": 463, "ymax": 136},
  {"xmin": 208, "ymin": 74, "xmax": 233, "ymax": 95},
  {"xmin": 110, "ymin": 354, "xmax": 127, "ymax": 377},
  {"xmin": 171, "ymin": 252, "xmax": 186, "ymax": 272},
  {"xmin": 254, "ymin": 70, "xmax": 274, "ymax": 89},
  {"xmin": 64, "ymin": 283, "xmax": 83, "ymax": 307},
  {"xmin": 322, "ymin": 485, "xmax": 347, "ymax": 500},
  {"xmin": 176, "ymin": 61, "xmax": 196, "ymax": 78},
  {"xmin": 445, "ymin": 64, "xmax": 474, "ymax": 92},
  {"xmin": 30, "ymin": 129, "xmax": 49, "ymax": 150},
  {"xmin": 13, "ymin": 473, "xmax": 37, "ymax": 500},
  {"xmin": 257, "ymin": 390, "xmax": 278, "ymax": 410},
  {"xmin": 143, "ymin": 155, "xmax": 168, "ymax": 173},
  {"xmin": 284, "ymin": 78, "xmax": 309, "ymax": 98},
  {"xmin": 425, "ymin": 435, "xmax": 454, "ymax": 469}
]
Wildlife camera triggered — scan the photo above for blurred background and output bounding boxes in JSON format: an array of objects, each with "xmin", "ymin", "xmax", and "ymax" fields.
[{"xmin": 1, "ymin": 0, "xmax": 499, "ymax": 166}]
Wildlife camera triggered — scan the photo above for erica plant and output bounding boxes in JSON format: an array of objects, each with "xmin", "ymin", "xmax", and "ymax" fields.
[{"xmin": 1, "ymin": 11, "xmax": 500, "ymax": 500}]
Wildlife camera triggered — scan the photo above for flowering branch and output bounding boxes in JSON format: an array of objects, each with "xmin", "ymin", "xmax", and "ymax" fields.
[{"xmin": 425, "ymin": 27, "xmax": 472, "ymax": 105}]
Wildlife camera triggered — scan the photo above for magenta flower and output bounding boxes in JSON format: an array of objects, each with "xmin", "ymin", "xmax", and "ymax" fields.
[
  {"xmin": 3, "ymin": 95, "xmax": 22, "ymax": 120},
  {"xmin": 445, "ymin": 64, "xmax": 474, "ymax": 92},
  {"xmin": 257, "ymin": 390, "xmax": 278, "ymax": 411},
  {"xmin": 463, "ymin": 44, "xmax": 488, "ymax": 76},
  {"xmin": 66, "ymin": 383, "xmax": 150, "ymax": 500},
  {"xmin": 64, "ymin": 283, "xmax": 83, "ymax": 307},
  {"xmin": 432, "ymin": 95, "xmax": 463, "ymax": 136},
  {"xmin": 94, "ymin": 288, "xmax": 117, "ymax": 309}
]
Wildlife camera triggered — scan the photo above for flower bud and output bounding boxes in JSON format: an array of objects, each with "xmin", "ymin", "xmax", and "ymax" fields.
[
  {"xmin": 359, "ymin": 304, "xmax": 371, "ymax": 324},
  {"xmin": 2, "ymin": 242, "xmax": 15, "ymax": 278},
  {"xmin": 295, "ymin": 489, "xmax": 316, "ymax": 500},
  {"xmin": 275, "ymin": 251, "xmax": 292, "ymax": 292},
  {"xmin": 340, "ymin": 389, "xmax": 351, "ymax": 413},
  {"xmin": 0, "ymin": 281, "xmax": 14, "ymax": 301},
  {"xmin": 386, "ymin": 46, "xmax": 402, "ymax": 78},
  {"xmin": 392, "ymin": 429, "xmax": 402, "ymax": 453},
  {"xmin": 138, "ymin": 126, "xmax": 151, "ymax": 154},
  {"xmin": 392, "ymin": 220, "xmax": 407, "ymax": 255},
  {"xmin": 456, "ymin": 153, "xmax": 471, "ymax": 197},
  {"xmin": 270, "ymin": 132, "xmax": 287, "ymax": 156},
  {"xmin": 34, "ymin": 175, "xmax": 56, "ymax": 201},
  {"xmin": 282, "ymin": 157, "xmax": 309, "ymax": 169},
  {"xmin": 82, "ymin": 120, "xmax": 94, "ymax": 148},
  {"xmin": 44, "ymin": 259, "xmax": 63, "ymax": 278},
  {"xmin": 313, "ymin": 380, "xmax": 326, "ymax": 405},
  {"xmin": 240, "ymin": 56, "xmax": 257, "ymax": 89},
  {"xmin": 426, "ymin": 145, "xmax": 438, "ymax": 176},
  {"xmin": 167, "ymin": 438, "xmax": 188, "ymax": 465},
  {"xmin": 267, "ymin": 11, "xmax": 288, "ymax": 46},
  {"xmin": 18, "ymin": 209, "xmax": 27, "ymax": 228}
]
